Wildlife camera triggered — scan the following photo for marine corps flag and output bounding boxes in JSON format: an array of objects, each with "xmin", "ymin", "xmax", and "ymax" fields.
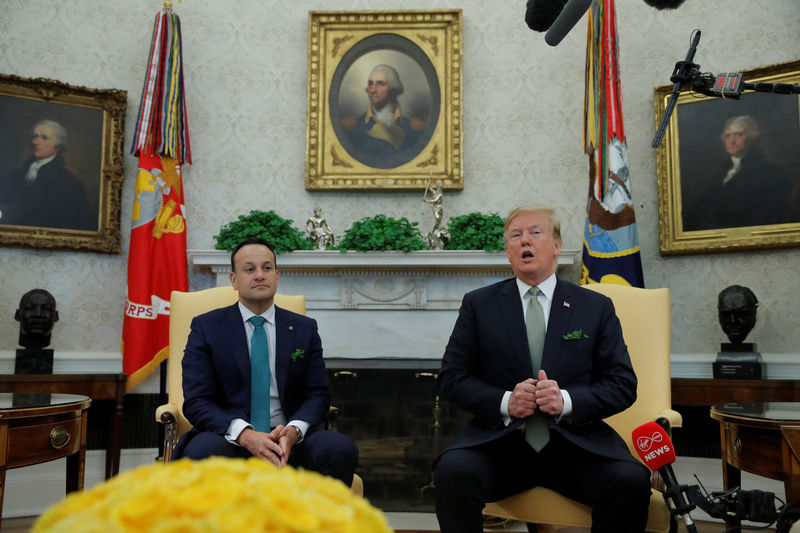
[
  {"xmin": 122, "ymin": 6, "xmax": 191, "ymax": 391},
  {"xmin": 580, "ymin": 0, "xmax": 644, "ymax": 287}
]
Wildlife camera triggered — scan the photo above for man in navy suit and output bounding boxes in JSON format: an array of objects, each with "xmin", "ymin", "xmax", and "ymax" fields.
[
  {"xmin": 434, "ymin": 206, "xmax": 650, "ymax": 532},
  {"xmin": 175, "ymin": 238, "xmax": 358, "ymax": 486}
]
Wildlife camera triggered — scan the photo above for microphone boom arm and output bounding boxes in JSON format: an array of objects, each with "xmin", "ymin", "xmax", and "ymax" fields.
[
  {"xmin": 652, "ymin": 30, "xmax": 800, "ymax": 148},
  {"xmin": 651, "ymin": 29, "xmax": 701, "ymax": 148}
]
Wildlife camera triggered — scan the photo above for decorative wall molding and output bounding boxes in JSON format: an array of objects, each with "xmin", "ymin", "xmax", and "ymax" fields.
[{"xmin": 4, "ymin": 350, "xmax": 796, "ymax": 377}]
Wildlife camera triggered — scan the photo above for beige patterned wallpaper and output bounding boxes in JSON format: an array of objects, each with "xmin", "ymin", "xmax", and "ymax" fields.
[{"xmin": 0, "ymin": 0, "xmax": 798, "ymax": 360}]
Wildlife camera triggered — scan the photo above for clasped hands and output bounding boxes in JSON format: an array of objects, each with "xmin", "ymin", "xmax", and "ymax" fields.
[
  {"xmin": 508, "ymin": 369, "xmax": 563, "ymax": 419},
  {"xmin": 237, "ymin": 424, "xmax": 298, "ymax": 467}
]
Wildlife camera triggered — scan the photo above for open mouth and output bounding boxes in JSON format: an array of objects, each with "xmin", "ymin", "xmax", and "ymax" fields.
[{"xmin": 522, "ymin": 251, "xmax": 533, "ymax": 259}]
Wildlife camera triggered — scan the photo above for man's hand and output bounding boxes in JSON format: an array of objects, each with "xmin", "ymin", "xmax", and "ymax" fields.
[
  {"xmin": 237, "ymin": 426, "xmax": 285, "ymax": 466},
  {"xmin": 277, "ymin": 425, "xmax": 300, "ymax": 467},
  {"xmin": 508, "ymin": 378, "xmax": 539, "ymax": 418},
  {"xmin": 534, "ymin": 369, "xmax": 564, "ymax": 415}
]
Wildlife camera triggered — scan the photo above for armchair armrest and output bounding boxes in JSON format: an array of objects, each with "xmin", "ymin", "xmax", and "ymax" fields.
[
  {"xmin": 156, "ymin": 403, "xmax": 180, "ymax": 463},
  {"xmin": 655, "ymin": 409, "xmax": 683, "ymax": 430}
]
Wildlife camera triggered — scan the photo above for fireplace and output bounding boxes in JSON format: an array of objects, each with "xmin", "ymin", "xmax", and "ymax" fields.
[{"xmin": 326, "ymin": 358, "xmax": 469, "ymax": 511}]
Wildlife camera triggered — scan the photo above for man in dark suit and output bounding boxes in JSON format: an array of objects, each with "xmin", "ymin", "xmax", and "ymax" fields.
[
  {"xmin": 683, "ymin": 115, "xmax": 796, "ymax": 231},
  {"xmin": 0, "ymin": 119, "xmax": 95, "ymax": 230},
  {"xmin": 340, "ymin": 64, "xmax": 426, "ymax": 158},
  {"xmin": 434, "ymin": 206, "xmax": 650, "ymax": 533},
  {"xmin": 175, "ymin": 238, "xmax": 358, "ymax": 486}
]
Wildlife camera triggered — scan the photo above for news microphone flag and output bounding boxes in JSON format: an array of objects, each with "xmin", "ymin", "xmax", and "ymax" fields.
[
  {"xmin": 122, "ymin": 6, "xmax": 190, "ymax": 392},
  {"xmin": 581, "ymin": 0, "xmax": 644, "ymax": 287},
  {"xmin": 632, "ymin": 421, "xmax": 676, "ymax": 471},
  {"xmin": 632, "ymin": 421, "xmax": 699, "ymax": 533}
]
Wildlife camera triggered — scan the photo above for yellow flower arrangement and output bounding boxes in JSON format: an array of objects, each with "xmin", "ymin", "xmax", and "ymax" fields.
[{"xmin": 32, "ymin": 457, "xmax": 392, "ymax": 533}]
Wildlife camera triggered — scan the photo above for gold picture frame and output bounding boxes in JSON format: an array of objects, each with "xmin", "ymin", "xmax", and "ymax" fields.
[
  {"xmin": 0, "ymin": 73, "xmax": 126, "ymax": 253},
  {"xmin": 306, "ymin": 9, "xmax": 462, "ymax": 191},
  {"xmin": 654, "ymin": 59, "xmax": 800, "ymax": 255}
]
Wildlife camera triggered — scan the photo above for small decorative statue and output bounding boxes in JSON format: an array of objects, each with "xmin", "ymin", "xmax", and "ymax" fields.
[
  {"xmin": 14, "ymin": 288, "xmax": 59, "ymax": 374},
  {"xmin": 306, "ymin": 207, "xmax": 335, "ymax": 250},
  {"xmin": 713, "ymin": 285, "xmax": 764, "ymax": 379},
  {"xmin": 423, "ymin": 176, "xmax": 449, "ymax": 250}
]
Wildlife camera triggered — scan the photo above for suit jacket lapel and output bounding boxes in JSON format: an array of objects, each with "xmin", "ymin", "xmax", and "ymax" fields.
[
  {"xmin": 499, "ymin": 279, "xmax": 534, "ymax": 376},
  {"xmin": 222, "ymin": 303, "xmax": 251, "ymax": 383},
  {"xmin": 274, "ymin": 306, "xmax": 294, "ymax": 402},
  {"xmin": 542, "ymin": 278, "xmax": 574, "ymax": 371}
]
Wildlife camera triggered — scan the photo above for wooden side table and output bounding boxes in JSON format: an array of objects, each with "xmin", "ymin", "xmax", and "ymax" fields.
[
  {"xmin": 0, "ymin": 393, "xmax": 91, "ymax": 524},
  {"xmin": 0, "ymin": 373, "xmax": 126, "ymax": 479},
  {"xmin": 672, "ymin": 378, "xmax": 800, "ymax": 406},
  {"xmin": 710, "ymin": 402, "xmax": 800, "ymax": 531}
]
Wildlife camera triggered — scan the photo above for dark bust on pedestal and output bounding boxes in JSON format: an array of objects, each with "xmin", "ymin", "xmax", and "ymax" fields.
[
  {"xmin": 713, "ymin": 285, "xmax": 765, "ymax": 379},
  {"xmin": 14, "ymin": 289, "xmax": 59, "ymax": 374}
]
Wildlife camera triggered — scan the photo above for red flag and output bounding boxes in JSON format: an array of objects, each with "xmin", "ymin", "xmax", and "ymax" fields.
[
  {"xmin": 123, "ymin": 9, "xmax": 190, "ymax": 391},
  {"xmin": 122, "ymin": 154, "xmax": 187, "ymax": 390}
]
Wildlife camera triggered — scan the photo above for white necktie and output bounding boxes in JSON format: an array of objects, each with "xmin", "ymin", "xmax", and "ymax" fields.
[
  {"xmin": 25, "ymin": 161, "xmax": 41, "ymax": 183},
  {"xmin": 722, "ymin": 158, "xmax": 741, "ymax": 185}
]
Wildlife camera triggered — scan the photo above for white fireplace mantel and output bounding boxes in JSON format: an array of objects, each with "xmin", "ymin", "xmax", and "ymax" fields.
[
  {"xmin": 188, "ymin": 249, "xmax": 580, "ymax": 359},
  {"xmin": 190, "ymin": 249, "xmax": 578, "ymax": 276}
]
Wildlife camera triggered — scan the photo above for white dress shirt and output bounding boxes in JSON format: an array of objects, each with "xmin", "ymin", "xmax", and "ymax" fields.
[
  {"xmin": 225, "ymin": 301, "xmax": 308, "ymax": 443},
  {"xmin": 500, "ymin": 272, "xmax": 573, "ymax": 424},
  {"xmin": 24, "ymin": 155, "xmax": 55, "ymax": 183}
]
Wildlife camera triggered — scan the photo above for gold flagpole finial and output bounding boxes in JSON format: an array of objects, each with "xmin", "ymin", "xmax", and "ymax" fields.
[{"xmin": 163, "ymin": 0, "xmax": 173, "ymax": 11}]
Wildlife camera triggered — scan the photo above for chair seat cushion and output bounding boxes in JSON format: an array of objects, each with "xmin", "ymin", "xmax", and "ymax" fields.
[{"xmin": 483, "ymin": 486, "xmax": 670, "ymax": 533}]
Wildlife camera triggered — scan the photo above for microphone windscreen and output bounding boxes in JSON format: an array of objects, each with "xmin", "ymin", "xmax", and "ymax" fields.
[
  {"xmin": 632, "ymin": 421, "xmax": 677, "ymax": 471},
  {"xmin": 643, "ymin": 0, "xmax": 687, "ymax": 9},
  {"xmin": 544, "ymin": 0, "xmax": 592, "ymax": 46},
  {"xmin": 525, "ymin": 0, "xmax": 569, "ymax": 32}
]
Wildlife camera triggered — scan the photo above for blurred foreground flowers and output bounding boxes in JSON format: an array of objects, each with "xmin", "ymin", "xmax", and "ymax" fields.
[{"xmin": 32, "ymin": 457, "xmax": 392, "ymax": 533}]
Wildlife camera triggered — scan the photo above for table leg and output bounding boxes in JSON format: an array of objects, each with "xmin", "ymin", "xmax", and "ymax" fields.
[
  {"xmin": 719, "ymin": 421, "xmax": 742, "ymax": 532},
  {"xmin": 0, "ymin": 468, "xmax": 6, "ymax": 528},
  {"xmin": 105, "ymin": 396, "xmax": 124, "ymax": 479},
  {"xmin": 66, "ymin": 440, "xmax": 87, "ymax": 494}
]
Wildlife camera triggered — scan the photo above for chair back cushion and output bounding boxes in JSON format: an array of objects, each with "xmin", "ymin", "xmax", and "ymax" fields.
[
  {"xmin": 167, "ymin": 286, "xmax": 306, "ymax": 438},
  {"xmin": 583, "ymin": 284, "xmax": 671, "ymax": 455}
]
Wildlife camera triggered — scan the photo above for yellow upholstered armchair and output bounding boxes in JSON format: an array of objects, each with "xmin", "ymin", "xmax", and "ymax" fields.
[
  {"xmin": 483, "ymin": 284, "xmax": 680, "ymax": 533},
  {"xmin": 155, "ymin": 286, "xmax": 363, "ymax": 496}
]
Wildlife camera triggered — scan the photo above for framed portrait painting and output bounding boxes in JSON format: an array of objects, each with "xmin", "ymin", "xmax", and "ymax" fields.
[
  {"xmin": 0, "ymin": 74, "xmax": 126, "ymax": 253},
  {"xmin": 654, "ymin": 59, "xmax": 800, "ymax": 255},
  {"xmin": 306, "ymin": 10, "xmax": 462, "ymax": 191}
]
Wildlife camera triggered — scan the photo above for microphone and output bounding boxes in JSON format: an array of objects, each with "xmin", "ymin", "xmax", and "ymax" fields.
[
  {"xmin": 544, "ymin": 0, "xmax": 591, "ymax": 46},
  {"xmin": 632, "ymin": 421, "xmax": 699, "ymax": 533}
]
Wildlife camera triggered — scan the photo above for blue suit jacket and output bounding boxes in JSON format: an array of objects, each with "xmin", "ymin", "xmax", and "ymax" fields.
[
  {"xmin": 178, "ymin": 303, "xmax": 331, "ymax": 448},
  {"xmin": 438, "ymin": 277, "xmax": 639, "ymax": 464}
]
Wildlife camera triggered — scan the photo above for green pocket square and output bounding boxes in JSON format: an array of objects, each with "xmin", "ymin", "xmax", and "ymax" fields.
[{"xmin": 562, "ymin": 330, "xmax": 589, "ymax": 340}]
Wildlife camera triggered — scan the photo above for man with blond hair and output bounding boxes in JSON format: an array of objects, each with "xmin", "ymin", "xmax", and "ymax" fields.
[{"xmin": 435, "ymin": 206, "xmax": 650, "ymax": 533}]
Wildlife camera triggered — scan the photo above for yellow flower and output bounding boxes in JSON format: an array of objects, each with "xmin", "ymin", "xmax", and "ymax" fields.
[{"xmin": 32, "ymin": 458, "xmax": 392, "ymax": 533}]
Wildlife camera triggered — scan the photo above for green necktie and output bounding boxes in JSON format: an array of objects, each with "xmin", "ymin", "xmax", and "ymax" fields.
[
  {"xmin": 525, "ymin": 286, "xmax": 549, "ymax": 451},
  {"xmin": 249, "ymin": 315, "xmax": 270, "ymax": 432}
]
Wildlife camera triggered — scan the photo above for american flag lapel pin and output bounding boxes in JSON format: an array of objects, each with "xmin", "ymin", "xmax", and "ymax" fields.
[{"xmin": 563, "ymin": 301, "xmax": 570, "ymax": 308}]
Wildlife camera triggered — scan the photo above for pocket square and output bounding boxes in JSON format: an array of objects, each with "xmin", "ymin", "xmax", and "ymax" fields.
[{"xmin": 563, "ymin": 329, "xmax": 589, "ymax": 340}]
